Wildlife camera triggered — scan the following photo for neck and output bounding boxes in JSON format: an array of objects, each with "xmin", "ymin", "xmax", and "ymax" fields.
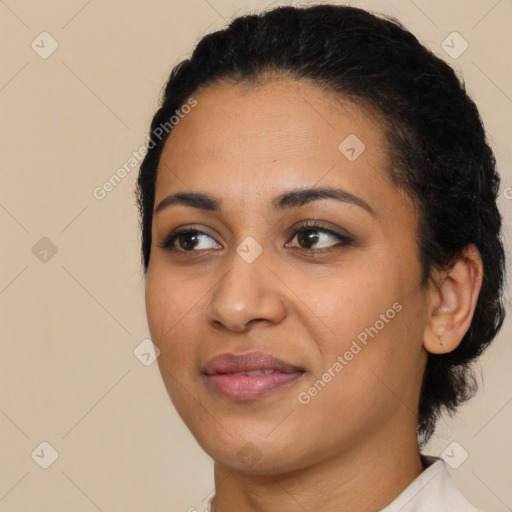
[{"xmin": 211, "ymin": 421, "xmax": 424, "ymax": 512}]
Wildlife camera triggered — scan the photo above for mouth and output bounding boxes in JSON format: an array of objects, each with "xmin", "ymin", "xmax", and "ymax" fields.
[{"xmin": 203, "ymin": 351, "xmax": 305, "ymax": 401}]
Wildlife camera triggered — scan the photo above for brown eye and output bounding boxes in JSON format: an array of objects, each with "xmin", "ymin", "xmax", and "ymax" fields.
[
  {"xmin": 176, "ymin": 232, "xmax": 201, "ymax": 251},
  {"xmin": 158, "ymin": 229, "xmax": 221, "ymax": 252},
  {"xmin": 287, "ymin": 222, "xmax": 352, "ymax": 252},
  {"xmin": 296, "ymin": 229, "xmax": 320, "ymax": 249}
]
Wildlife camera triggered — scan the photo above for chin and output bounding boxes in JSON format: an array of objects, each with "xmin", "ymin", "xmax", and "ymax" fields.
[{"xmin": 188, "ymin": 425, "xmax": 315, "ymax": 475}]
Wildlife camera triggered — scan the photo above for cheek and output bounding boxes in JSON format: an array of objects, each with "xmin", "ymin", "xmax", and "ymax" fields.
[
  {"xmin": 337, "ymin": 288, "xmax": 426, "ymax": 402},
  {"xmin": 306, "ymin": 260, "xmax": 424, "ymax": 384},
  {"xmin": 144, "ymin": 265, "xmax": 204, "ymax": 349},
  {"xmin": 298, "ymin": 297, "xmax": 425, "ymax": 436},
  {"xmin": 296, "ymin": 262, "xmax": 398, "ymax": 343},
  {"xmin": 145, "ymin": 269, "xmax": 207, "ymax": 389}
]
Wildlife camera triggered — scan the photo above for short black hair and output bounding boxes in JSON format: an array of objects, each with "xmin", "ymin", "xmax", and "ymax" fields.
[{"xmin": 136, "ymin": 4, "xmax": 506, "ymax": 445}]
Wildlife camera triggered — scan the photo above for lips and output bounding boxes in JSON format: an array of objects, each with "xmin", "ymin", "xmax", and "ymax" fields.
[
  {"xmin": 203, "ymin": 351, "xmax": 305, "ymax": 401},
  {"xmin": 203, "ymin": 351, "xmax": 304, "ymax": 375}
]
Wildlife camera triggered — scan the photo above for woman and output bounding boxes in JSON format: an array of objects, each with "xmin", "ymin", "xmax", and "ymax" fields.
[{"xmin": 136, "ymin": 4, "xmax": 505, "ymax": 511}]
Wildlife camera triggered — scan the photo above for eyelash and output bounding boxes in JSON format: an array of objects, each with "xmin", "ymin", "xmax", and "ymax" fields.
[{"xmin": 157, "ymin": 220, "xmax": 352, "ymax": 255}]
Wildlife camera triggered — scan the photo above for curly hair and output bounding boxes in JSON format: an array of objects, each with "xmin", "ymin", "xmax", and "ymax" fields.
[{"xmin": 135, "ymin": 4, "xmax": 506, "ymax": 445}]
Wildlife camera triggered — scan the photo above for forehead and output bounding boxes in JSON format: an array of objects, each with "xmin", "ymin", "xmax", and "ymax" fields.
[{"xmin": 155, "ymin": 78, "xmax": 398, "ymax": 214}]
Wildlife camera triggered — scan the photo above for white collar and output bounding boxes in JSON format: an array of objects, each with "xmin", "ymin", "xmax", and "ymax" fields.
[
  {"xmin": 380, "ymin": 455, "xmax": 481, "ymax": 511},
  {"xmin": 199, "ymin": 455, "xmax": 481, "ymax": 512}
]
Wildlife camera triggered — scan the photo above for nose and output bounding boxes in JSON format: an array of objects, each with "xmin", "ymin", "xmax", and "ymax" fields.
[{"xmin": 207, "ymin": 250, "xmax": 287, "ymax": 333}]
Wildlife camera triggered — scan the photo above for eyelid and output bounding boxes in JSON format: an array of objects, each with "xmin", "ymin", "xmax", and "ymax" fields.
[{"xmin": 285, "ymin": 219, "xmax": 352, "ymax": 240}]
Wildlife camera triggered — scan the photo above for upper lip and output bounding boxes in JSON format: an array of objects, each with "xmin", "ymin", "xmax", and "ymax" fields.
[{"xmin": 203, "ymin": 351, "xmax": 305, "ymax": 375}]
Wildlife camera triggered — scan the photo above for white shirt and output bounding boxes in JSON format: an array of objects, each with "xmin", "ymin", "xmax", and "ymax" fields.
[{"xmin": 196, "ymin": 455, "xmax": 483, "ymax": 511}]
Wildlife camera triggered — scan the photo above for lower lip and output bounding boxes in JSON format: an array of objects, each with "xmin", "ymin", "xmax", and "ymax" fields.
[{"xmin": 205, "ymin": 372, "xmax": 304, "ymax": 401}]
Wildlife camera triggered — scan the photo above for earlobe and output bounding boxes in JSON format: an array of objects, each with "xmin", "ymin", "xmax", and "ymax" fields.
[{"xmin": 423, "ymin": 244, "xmax": 483, "ymax": 355}]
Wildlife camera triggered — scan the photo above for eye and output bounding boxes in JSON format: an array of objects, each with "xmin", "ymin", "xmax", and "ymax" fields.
[
  {"xmin": 157, "ymin": 227, "xmax": 221, "ymax": 252},
  {"xmin": 286, "ymin": 221, "xmax": 352, "ymax": 252},
  {"xmin": 157, "ymin": 221, "xmax": 352, "ymax": 254}
]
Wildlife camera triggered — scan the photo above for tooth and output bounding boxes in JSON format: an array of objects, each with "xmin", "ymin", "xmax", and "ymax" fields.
[{"xmin": 222, "ymin": 370, "xmax": 277, "ymax": 376}]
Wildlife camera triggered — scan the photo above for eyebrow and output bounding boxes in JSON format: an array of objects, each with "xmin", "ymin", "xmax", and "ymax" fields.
[{"xmin": 155, "ymin": 186, "xmax": 376, "ymax": 216}]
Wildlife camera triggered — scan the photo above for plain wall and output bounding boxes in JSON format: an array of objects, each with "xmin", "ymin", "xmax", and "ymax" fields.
[{"xmin": 1, "ymin": 0, "xmax": 511, "ymax": 510}]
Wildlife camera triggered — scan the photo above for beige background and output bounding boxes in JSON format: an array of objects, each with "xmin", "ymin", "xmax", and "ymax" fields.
[{"xmin": 1, "ymin": 0, "xmax": 511, "ymax": 510}]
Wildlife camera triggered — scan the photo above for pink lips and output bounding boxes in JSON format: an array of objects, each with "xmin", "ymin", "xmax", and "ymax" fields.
[{"xmin": 203, "ymin": 351, "xmax": 305, "ymax": 401}]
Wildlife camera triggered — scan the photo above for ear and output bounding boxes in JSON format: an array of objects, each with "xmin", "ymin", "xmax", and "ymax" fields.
[{"xmin": 423, "ymin": 244, "xmax": 483, "ymax": 354}]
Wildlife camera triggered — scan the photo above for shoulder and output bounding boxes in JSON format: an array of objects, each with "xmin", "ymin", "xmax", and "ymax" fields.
[{"xmin": 380, "ymin": 454, "xmax": 483, "ymax": 512}]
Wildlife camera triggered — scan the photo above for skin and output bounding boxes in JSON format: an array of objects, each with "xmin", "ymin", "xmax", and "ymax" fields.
[{"xmin": 144, "ymin": 78, "xmax": 483, "ymax": 512}]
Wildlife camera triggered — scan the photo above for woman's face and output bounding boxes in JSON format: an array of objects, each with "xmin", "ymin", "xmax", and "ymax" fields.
[{"xmin": 145, "ymin": 78, "xmax": 429, "ymax": 474}]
